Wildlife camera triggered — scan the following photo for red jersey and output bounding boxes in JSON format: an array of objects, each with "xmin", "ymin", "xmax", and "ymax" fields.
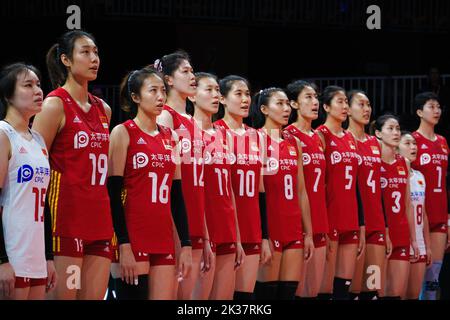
[
  {"xmin": 202, "ymin": 127, "xmax": 237, "ymax": 244},
  {"xmin": 411, "ymin": 131, "xmax": 449, "ymax": 225},
  {"xmin": 46, "ymin": 88, "xmax": 112, "ymax": 240},
  {"xmin": 380, "ymin": 155, "xmax": 410, "ymax": 247},
  {"xmin": 122, "ymin": 120, "xmax": 177, "ymax": 253},
  {"xmin": 317, "ymin": 125, "xmax": 359, "ymax": 232},
  {"xmin": 260, "ymin": 129, "xmax": 303, "ymax": 242},
  {"xmin": 163, "ymin": 105, "xmax": 205, "ymax": 238},
  {"xmin": 215, "ymin": 119, "xmax": 262, "ymax": 243},
  {"xmin": 284, "ymin": 125, "xmax": 328, "ymax": 234},
  {"xmin": 355, "ymin": 135, "xmax": 385, "ymax": 232}
]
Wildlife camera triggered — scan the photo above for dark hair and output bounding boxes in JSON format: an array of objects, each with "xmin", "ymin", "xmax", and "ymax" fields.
[
  {"xmin": 286, "ymin": 80, "xmax": 316, "ymax": 124},
  {"xmin": 0, "ymin": 63, "xmax": 41, "ymax": 119},
  {"xmin": 401, "ymin": 130, "xmax": 413, "ymax": 137},
  {"xmin": 321, "ymin": 85, "xmax": 346, "ymax": 109},
  {"xmin": 158, "ymin": 50, "xmax": 191, "ymax": 77},
  {"xmin": 250, "ymin": 87, "xmax": 285, "ymax": 129},
  {"xmin": 119, "ymin": 67, "xmax": 164, "ymax": 117},
  {"xmin": 414, "ymin": 91, "xmax": 440, "ymax": 112},
  {"xmin": 185, "ymin": 72, "xmax": 219, "ymax": 117},
  {"xmin": 369, "ymin": 114, "xmax": 399, "ymax": 136},
  {"xmin": 216, "ymin": 75, "xmax": 250, "ymax": 120},
  {"xmin": 46, "ymin": 30, "xmax": 96, "ymax": 89},
  {"xmin": 347, "ymin": 90, "xmax": 367, "ymax": 106}
]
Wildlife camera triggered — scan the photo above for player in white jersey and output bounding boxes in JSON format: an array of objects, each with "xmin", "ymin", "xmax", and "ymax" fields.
[
  {"xmin": 398, "ymin": 131, "xmax": 431, "ymax": 299},
  {"xmin": 0, "ymin": 63, "xmax": 56, "ymax": 300}
]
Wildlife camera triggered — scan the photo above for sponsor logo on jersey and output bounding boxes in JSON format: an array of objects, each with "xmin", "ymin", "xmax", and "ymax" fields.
[
  {"xmin": 228, "ymin": 152, "xmax": 237, "ymax": 165},
  {"xmin": 137, "ymin": 137, "xmax": 147, "ymax": 145},
  {"xmin": 273, "ymin": 240, "xmax": 280, "ymax": 248},
  {"xmin": 133, "ymin": 152, "xmax": 149, "ymax": 169},
  {"xmin": 19, "ymin": 146, "xmax": 28, "ymax": 154},
  {"xmin": 330, "ymin": 151, "xmax": 342, "ymax": 164},
  {"xmin": 230, "ymin": 243, "xmax": 235, "ymax": 249},
  {"xmin": 162, "ymin": 139, "xmax": 173, "ymax": 150},
  {"xmin": 204, "ymin": 151, "xmax": 212, "ymax": 164},
  {"xmin": 288, "ymin": 146, "xmax": 297, "ymax": 156},
  {"xmin": 302, "ymin": 153, "xmax": 311, "ymax": 165},
  {"xmin": 266, "ymin": 157, "xmax": 279, "ymax": 172},
  {"xmin": 420, "ymin": 144, "xmax": 428, "ymax": 150},
  {"xmin": 380, "ymin": 177, "xmax": 388, "ymax": 189},
  {"xmin": 420, "ymin": 153, "xmax": 431, "ymax": 165},
  {"xmin": 380, "ymin": 166, "xmax": 386, "ymax": 172},
  {"xmin": 397, "ymin": 166, "xmax": 406, "ymax": 175},
  {"xmin": 166, "ymin": 254, "xmax": 174, "ymax": 260},
  {"xmin": 73, "ymin": 116, "xmax": 82, "ymax": 123},
  {"xmin": 180, "ymin": 138, "xmax": 192, "ymax": 153},
  {"xmin": 268, "ymin": 145, "xmax": 275, "ymax": 151},
  {"xmin": 371, "ymin": 145, "xmax": 380, "ymax": 155},
  {"xmin": 356, "ymin": 153, "xmax": 363, "ymax": 166},
  {"xmin": 254, "ymin": 245, "xmax": 259, "ymax": 250},
  {"xmin": 400, "ymin": 249, "xmax": 406, "ymax": 257},
  {"xmin": 300, "ymin": 141, "xmax": 307, "ymax": 148},
  {"xmin": 330, "ymin": 141, "xmax": 337, "ymax": 147},
  {"xmin": 74, "ymin": 131, "xmax": 89, "ymax": 149},
  {"xmin": 178, "ymin": 124, "xmax": 187, "ymax": 130},
  {"xmin": 99, "ymin": 116, "xmax": 109, "ymax": 129},
  {"xmin": 17, "ymin": 164, "xmax": 34, "ymax": 183}
]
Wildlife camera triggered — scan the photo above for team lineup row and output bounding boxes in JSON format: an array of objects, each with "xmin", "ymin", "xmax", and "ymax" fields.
[{"xmin": 0, "ymin": 30, "xmax": 449, "ymax": 301}]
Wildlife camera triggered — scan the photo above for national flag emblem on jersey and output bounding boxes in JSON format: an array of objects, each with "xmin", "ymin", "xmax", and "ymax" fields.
[
  {"xmin": 99, "ymin": 116, "xmax": 108, "ymax": 129},
  {"xmin": 397, "ymin": 166, "xmax": 406, "ymax": 175},
  {"xmin": 371, "ymin": 146, "xmax": 380, "ymax": 155},
  {"xmin": 250, "ymin": 141, "xmax": 259, "ymax": 152},
  {"xmin": 162, "ymin": 139, "xmax": 173, "ymax": 150},
  {"xmin": 417, "ymin": 180, "xmax": 424, "ymax": 186},
  {"xmin": 348, "ymin": 140, "xmax": 356, "ymax": 150},
  {"xmin": 442, "ymin": 144, "xmax": 448, "ymax": 153},
  {"xmin": 41, "ymin": 149, "xmax": 48, "ymax": 157},
  {"xmin": 288, "ymin": 146, "xmax": 297, "ymax": 156}
]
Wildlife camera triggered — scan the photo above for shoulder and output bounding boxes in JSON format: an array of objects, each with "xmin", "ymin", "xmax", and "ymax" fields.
[{"xmin": 110, "ymin": 123, "xmax": 129, "ymax": 142}]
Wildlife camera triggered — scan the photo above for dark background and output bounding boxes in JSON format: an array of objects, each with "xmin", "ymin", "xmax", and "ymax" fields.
[{"xmin": 1, "ymin": 0, "xmax": 450, "ymax": 136}]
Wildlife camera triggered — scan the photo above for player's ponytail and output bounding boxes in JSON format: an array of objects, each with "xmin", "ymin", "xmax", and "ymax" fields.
[
  {"xmin": 250, "ymin": 87, "xmax": 285, "ymax": 129},
  {"xmin": 46, "ymin": 30, "xmax": 96, "ymax": 89}
]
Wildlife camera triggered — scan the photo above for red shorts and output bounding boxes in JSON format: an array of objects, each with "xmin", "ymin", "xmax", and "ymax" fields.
[
  {"xmin": 271, "ymin": 239, "xmax": 304, "ymax": 253},
  {"xmin": 429, "ymin": 222, "xmax": 448, "ymax": 234},
  {"xmin": 389, "ymin": 246, "xmax": 410, "ymax": 261},
  {"xmin": 15, "ymin": 277, "xmax": 47, "ymax": 289},
  {"xmin": 313, "ymin": 233, "xmax": 327, "ymax": 248},
  {"xmin": 133, "ymin": 251, "xmax": 175, "ymax": 266},
  {"xmin": 328, "ymin": 229, "xmax": 360, "ymax": 244},
  {"xmin": 366, "ymin": 231, "xmax": 386, "ymax": 246},
  {"xmin": 242, "ymin": 243, "xmax": 262, "ymax": 256},
  {"xmin": 210, "ymin": 242, "xmax": 237, "ymax": 256},
  {"xmin": 411, "ymin": 254, "xmax": 427, "ymax": 264},
  {"xmin": 53, "ymin": 236, "xmax": 112, "ymax": 259},
  {"xmin": 191, "ymin": 236, "xmax": 205, "ymax": 250}
]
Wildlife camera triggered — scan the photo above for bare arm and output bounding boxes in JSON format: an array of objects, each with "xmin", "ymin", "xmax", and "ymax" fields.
[
  {"xmin": 157, "ymin": 109, "xmax": 174, "ymax": 129},
  {"xmin": 32, "ymin": 97, "xmax": 65, "ymax": 151}
]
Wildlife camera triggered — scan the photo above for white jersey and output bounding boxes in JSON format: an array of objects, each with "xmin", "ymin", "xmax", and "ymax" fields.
[
  {"xmin": 409, "ymin": 169, "xmax": 426, "ymax": 256},
  {"xmin": 0, "ymin": 121, "xmax": 50, "ymax": 278}
]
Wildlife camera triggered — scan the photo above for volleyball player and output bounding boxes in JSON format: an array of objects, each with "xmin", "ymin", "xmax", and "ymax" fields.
[
  {"xmin": 251, "ymin": 87, "xmax": 314, "ymax": 300},
  {"xmin": 411, "ymin": 92, "xmax": 449, "ymax": 300},
  {"xmin": 284, "ymin": 80, "xmax": 328, "ymax": 299},
  {"xmin": 316, "ymin": 86, "xmax": 365, "ymax": 300},
  {"xmin": 32, "ymin": 31, "xmax": 113, "ymax": 300},
  {"xmin": 215, "ymin": 75, "xmax": 271, "ymax": 300}
]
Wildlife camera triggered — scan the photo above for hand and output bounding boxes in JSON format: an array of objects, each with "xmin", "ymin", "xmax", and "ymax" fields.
[
  {"xmin": 46, "ymin": 260, "xmax": 57, "ymax": 292},
  {"xmin": 426, "ymin": 247, "xmax": 432, "ymax": 266},
  {"xmin": 234, "ymin": 242, "xmax": 245, "ymax": 270},
  {"xmin": 303, "ymin": 235, "xmax": 314, "ymax": 263},
  {"xmin": 0, "ymin": 262, "xmax": 15, "ymax": 299},
  {"xmin": 176, "ymin": 246, "xmax": 192, "ymax": 282},
  {"xmin": 259, "ymin": 239, "xmax": 272, "ymax": 265},
  {"xmin": 410, "ymin": 240, "xmax": 419, "ymax": 263},
  {"xmin": 357, "ymin": 227, "xmax": 366, "ymax": 260},
  {"xmin": 201, "ymin": 240, "xmax": 214, "ymax": 274},
  {"xmin": 119, "ymin": 243, "xmax": 138, "ymax": 285},
  {"xmin": 385, "ymin": 232, "xmax": 393, "ymax": 259}
]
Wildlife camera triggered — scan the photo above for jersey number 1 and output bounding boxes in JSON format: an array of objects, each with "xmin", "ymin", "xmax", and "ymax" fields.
[{"xmin": 32, "ymin": 187, "xmax": 46, "ymax": 222}]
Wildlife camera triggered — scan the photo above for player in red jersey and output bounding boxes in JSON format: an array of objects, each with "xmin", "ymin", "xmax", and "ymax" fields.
[
  {"xmin": 316, "ymin": 86, "xmax": 365, "ymax": 300},
  {"xmin": 107, "ymin": 67, "xmax": 192, "ymax": 300},
  {"xmin": 399, "ymin": 131, "xmax": 432, "ymax": 300},
  {"xmin": 190, "ymin": 73, "xmax": 244, "ymax": 300},
  {"xmin": 251, "ymin": 87, "xmax": 314, "ymax": 300},
  {"xmin": 32, "ymin": 31, "xmax": 113, "ymax": 300},
  {"xmin": 284, "ymin": 80, "xmax": 328, "ymax": 299},
  {"xmin": 155, "ymin": 51, "xmax": 213, "ymax": 299},
  {"xmin": 411, "ymin": 92, "xmax": 449, "ymax": 300},
  {"xmin": 0, "ymin": 63, "xmax": 57, "ymax": 299},
  {"xmin": 215, "ymin": 75, "xmax": 271, "ymax": 300},
  {"xmin": 346, "ymin": 90, "xmax": 392, "ymax": 300},
  {"xmin": 372, "ymin": 115, "xmax": 419, "ymax": 299}
]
